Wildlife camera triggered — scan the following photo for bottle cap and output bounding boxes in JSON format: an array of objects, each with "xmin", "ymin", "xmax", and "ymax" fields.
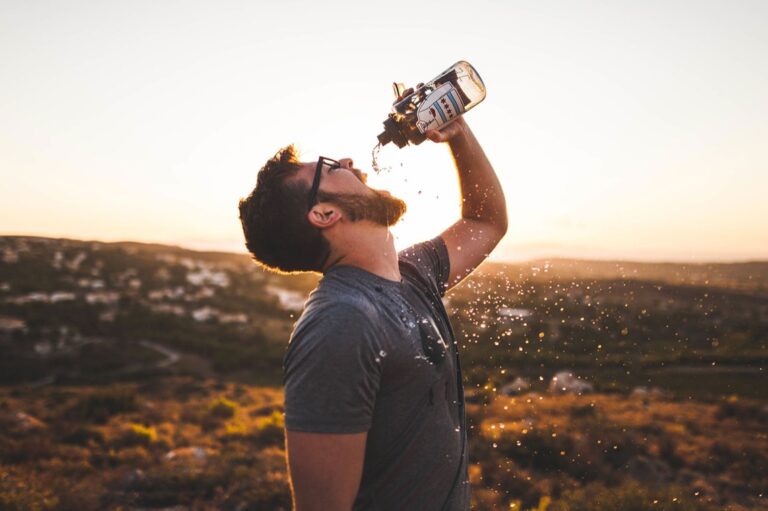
[{"xmin": 378, "ymin": 118, "xmax": 408, "ymax": 148}]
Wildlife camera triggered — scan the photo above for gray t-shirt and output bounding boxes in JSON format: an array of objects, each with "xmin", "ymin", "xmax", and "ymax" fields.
[{"xmin": 283, "ymin": 237, "xmax": 469, "ymax": 511}]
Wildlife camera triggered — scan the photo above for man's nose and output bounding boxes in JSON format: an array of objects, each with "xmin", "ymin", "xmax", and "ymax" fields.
[{"xmin": 339, "ymin": 158, "xmax": 354, "ymax": 169}]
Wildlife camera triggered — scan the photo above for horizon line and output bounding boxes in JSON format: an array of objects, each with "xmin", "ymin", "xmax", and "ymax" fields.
[{"xmin": 2, "ymin": 233, "xmax": 766, "ymax": 267}]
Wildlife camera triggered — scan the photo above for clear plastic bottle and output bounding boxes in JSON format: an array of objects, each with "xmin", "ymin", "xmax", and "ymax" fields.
[{"xmin": 377, "ymin": 61, "xmax": 486, "ymax": 148}]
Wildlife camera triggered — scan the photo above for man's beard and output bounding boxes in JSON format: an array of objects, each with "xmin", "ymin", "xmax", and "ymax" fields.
[{"xmin": 318, "ymin": 189, "xmax": 407, "ymax": 227}]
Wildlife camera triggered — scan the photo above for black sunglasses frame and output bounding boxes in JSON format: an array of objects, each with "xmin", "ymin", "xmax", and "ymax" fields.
[{"xmin": 307, "ymin": 156, "xmax": 341, "ymax": 211}]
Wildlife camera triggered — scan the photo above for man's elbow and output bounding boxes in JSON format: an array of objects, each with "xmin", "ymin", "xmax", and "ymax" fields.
[
  {"xmin": 498, "ymin": 214, "xmax": 509, "ymax": 237},
  {"xmin": 491, "ymin": 213, "xmax": 508, "ymax": 241}
]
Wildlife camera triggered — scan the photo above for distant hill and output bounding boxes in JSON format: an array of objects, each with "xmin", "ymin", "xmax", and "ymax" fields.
[
  {"xmin": 0, "ymin": 235, "xmax": 318, "ymax": 385},
  {"xmin": 5, "ymin": 235, "xmax": 765, "ymax": 292},
  {"xmin": 1, "ymin": 235, "xmax": 766, "ymax": 394},
  {"xmin": 480, "ymin": 258, "xmax": 768, "ymax": 293}
]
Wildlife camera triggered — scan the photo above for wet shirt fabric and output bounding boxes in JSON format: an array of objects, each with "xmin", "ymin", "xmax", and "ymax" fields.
[{"xmin": 283, "ymin": 237, "xmax": 469, "ymax": 511}]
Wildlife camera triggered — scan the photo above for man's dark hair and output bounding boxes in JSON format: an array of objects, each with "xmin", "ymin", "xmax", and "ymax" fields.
[{"xmin": 238, "ymin": 145, "xmax": 330, "ymax": 273}]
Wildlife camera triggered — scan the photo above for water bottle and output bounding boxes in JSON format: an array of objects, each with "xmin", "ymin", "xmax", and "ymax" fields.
[{"xmin": 376, "ymin": 61, "xmax": 487, "ymax": 148}]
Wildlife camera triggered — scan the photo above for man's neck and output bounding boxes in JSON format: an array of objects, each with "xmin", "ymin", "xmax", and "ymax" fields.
[{"xmin": 323, "ymin": 225, "xmax": 401, "ymax": 282}]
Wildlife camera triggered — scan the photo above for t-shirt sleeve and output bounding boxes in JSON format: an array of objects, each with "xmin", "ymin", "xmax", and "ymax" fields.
[
  {"xmin": 283, "ymin": 305, "xmax": 383, "ymax": 433},
  {"xmin": 398, "ymin": 236, "xmax": 451, "ymax": 297}
]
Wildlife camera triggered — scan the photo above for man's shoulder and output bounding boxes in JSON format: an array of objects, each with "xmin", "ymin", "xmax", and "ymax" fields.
[
  {"xmin": 293, "ymin": 277, "xmax": 379, "ymax": 335},
  {"xmin": 286, "ymin": 283, "xmax": 382, "ymax": 361},
  {"xmin": 304, "ymin": 276, "xmax": 376, "ymax": 315},
  {"xmin": 398, "ymin": 236, "xmax": 450, "ymax": 296}
]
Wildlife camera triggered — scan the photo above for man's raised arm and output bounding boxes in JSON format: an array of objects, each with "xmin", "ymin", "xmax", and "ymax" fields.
[{"xmin": 426, "ymin": 117, "xmax": 508, "ymax": 290}]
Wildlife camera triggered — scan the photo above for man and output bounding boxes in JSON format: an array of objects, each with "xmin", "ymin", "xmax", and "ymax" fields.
[{"xmin": 238, "ymin": 97, "xmax": 507, "ymax": 510}]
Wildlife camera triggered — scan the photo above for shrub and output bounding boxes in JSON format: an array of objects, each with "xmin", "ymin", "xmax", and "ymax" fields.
[
  {"xmin": 119, "ymin": 423, "xmax": 157, "ymax": 447},
  {"xmin": 0, "ymin": 437, "xmax": 55, "ymax": 464},
  {"xmin": 60, "ymin": 426, "xmax": 104, "ymax": 446},
  {"xmin": 569, "ymin": 403, "xmax": 597, "ymax": 419},
  {"xmin": 67, "ymin": 386, "xmax": 137, "ymax": 423},
  {"xmin": 129, "ymin": 464, "xmax": 227, "ymax": 507},
  {"xmin": 0, "ymin": 468, "xmax": 58, "ymax": 511},
  {"xmin": 214, "ymin": 447, "xmax": 292, "ymax": 511},
  {"xmin": 252, "ymin": 410, "xmax": 285, "ymax": 447},
  {"xmin": 715, "ymin": 400, "xmax": 768, "ymax": 423},
  {"xmin": 548, "ymin": 480, "xmax": 717, "ymax": 511},
  {"xmin": 499, "ymin": 428, "xmax": 575, "ymax": 474},
  {"xmin": 208, "ymin": 396, "xmax": 237, "ymax": 420}
]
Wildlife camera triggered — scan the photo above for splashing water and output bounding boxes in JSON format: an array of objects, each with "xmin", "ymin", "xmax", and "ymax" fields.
[{"xmin": 371, "ymin": 142, "xmax": 392, "ymax": 174}]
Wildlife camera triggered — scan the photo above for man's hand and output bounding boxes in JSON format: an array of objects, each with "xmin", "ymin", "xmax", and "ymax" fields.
[{"xmin": 425, "ymin": 117, "xmax": 468, "ymax": 144}]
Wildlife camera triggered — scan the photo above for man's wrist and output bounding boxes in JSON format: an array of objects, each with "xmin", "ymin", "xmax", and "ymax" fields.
[{"xmin": 447, "ymin": 119, "xmax": 473, "ymax": 147}]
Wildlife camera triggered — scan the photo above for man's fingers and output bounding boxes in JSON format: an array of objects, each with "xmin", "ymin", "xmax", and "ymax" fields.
[
  {"xmin": 426, "ymin": 120, "xmax": 467, "ymax": 143},
  {"xmin": 426, "ymin": 130, "xmax": 445, "ymax": 143},
  {"xmin": 393, "ymin": 86, "xmax": 414, "ymax": 104}
]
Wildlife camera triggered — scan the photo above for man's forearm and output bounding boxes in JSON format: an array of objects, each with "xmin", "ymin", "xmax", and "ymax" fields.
[{"xmin": 447, "ymin": 122, "xmax": 508, "ymax": 233}]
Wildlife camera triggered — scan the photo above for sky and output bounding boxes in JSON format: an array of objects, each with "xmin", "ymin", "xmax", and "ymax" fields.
[{"xmin": 1, "ymin": 0, "xmax": 767, "ymax": 262}]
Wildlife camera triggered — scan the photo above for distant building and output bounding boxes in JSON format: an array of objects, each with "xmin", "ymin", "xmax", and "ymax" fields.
[
  {"xmin": 85, "ymin": 291, "xmax": 120, "ymax": 305},
  {"xmin": 67, "ymin": 251, "xmax": 87, "ymax": 271},
  {"xmin": 6, "ymin": 293, "xmax": 49, "ymax": 304},
  {"xmin": 155, "ymin": 267, "xmax": 172, "ymax": 281},
  {"xmin": 266, "ymin": 285, "xmax": 307, "ymax": 311},
  {"xmin": 192, "ymin": 306, "xmax": 217, "ymax": 322},
  {"xmin": 219, "ymin": 312, "xmax": 248, "ymax": 324},
  {"xmin": 2, "ymin": 249, "xmax": 19, "ymax": 263},
  {"xmin": 193, "ymin": 287, "xmax": 215, "ymax": 299},
  {"xmin": 187, "ymin": 268, "xmax": 230, "ymax": 287},
  {"xmin": 0, "ymin": 317, "xmax": 27, "ymax": 332},
  {"xmin": 99, "ymin": 310, "xmax": 118, "ymax": 322},
  {"xmin": 50, "ymin": 292, "xmax": 76, "ymax": 303},
  {"xmin": 34, "ymin": 341, "xmax": 53, "ymax": 356},
  {"xmin": 52, "ymin": 251, "xmax": 64, "ymax": 268},
  {"xmin": 150, "ymin": 303, "xmax": 186, "ymax": 316},
  {"xmin": 148, "ymin": 287, "xmax": 186, "ymax": 301}
]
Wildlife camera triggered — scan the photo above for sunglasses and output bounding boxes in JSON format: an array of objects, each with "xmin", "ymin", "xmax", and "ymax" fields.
[{"xmin": 307, "ymin": 156, "xmax": 341, "ymax": 211}]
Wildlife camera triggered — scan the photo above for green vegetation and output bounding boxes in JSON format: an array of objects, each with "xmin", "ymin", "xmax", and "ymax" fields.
[
  {"xmin": 548, "ymin": 480, "xmax": 718, "ymax": 511},
  {"xmin": 66, "ymin": 386, "xmax": 138, "ymax": 423},
  {"xmin": 122, "ymin": 423, "xmax": 158, "ymax": 446},
  {"xmin": 208, "ymin": 396, "xmax": 238, "ymax": 419},
  {"xmin": 0, "ymin": 236, "xmax": 766, "ymax": 509},
  {"xmin": 1, "ymin": 379, "xmax": 762, "ymax": 510}
]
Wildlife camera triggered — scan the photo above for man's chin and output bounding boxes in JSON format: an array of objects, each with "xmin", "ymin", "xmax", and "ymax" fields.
[{"xmin": 323, "ymin": 189, "xmax": 406, "ymax": 227}]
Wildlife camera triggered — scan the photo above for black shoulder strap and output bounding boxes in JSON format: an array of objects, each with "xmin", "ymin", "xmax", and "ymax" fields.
[{"xmin": 403, "ymin": 262, "xmax": 467, "ymax": 510}]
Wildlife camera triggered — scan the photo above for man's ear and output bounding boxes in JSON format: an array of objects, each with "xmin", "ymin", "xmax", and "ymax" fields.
[{"xmin": 307, "ymin": 202, "xmax": 342, "ymax": 229}]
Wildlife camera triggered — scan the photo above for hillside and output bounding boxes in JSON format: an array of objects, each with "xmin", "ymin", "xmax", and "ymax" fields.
[
  {"xmin": 1, "ymin": 377, "xmax": 765, "ymax": 510},
  {"xmin": 1, "ymin": 236, "xmax": 766, "ymax": 399},
  {"xmin": 1, "ymin": 235, "xmax": 767, "ymax": 509}
]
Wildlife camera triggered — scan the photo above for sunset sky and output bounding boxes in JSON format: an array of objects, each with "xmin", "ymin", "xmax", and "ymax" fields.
[{"xmin": 1, "ymin": 0, "xmax": 766, "ymax": 262}]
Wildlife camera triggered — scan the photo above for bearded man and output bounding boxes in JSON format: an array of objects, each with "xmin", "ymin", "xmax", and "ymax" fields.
[{"xmin": 238, "ymin": 110, "xmax": 507, "ymax": 510}]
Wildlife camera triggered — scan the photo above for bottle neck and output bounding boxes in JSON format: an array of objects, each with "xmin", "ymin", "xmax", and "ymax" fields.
[{"xmin": 378, "ymin": 117, "xmax": 408, "ymax": 148}]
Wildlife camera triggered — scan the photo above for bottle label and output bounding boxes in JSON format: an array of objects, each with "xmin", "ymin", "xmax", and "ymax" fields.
[{"xmin": 415, "ymin": 82, "xmax": 466, "ymax": 134}]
